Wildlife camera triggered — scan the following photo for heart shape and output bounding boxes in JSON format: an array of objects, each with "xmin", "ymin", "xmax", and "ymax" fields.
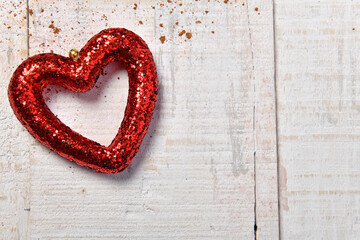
[{"xmin": 8, "ymin": 28, "xmax": 158, "ymax": 174}]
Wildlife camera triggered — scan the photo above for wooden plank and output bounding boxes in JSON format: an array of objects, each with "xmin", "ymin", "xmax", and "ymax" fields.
[
  {"xmin": 0, "ymin": 1, "xmax": 30, "ymax": 239},
  {"xmin": 0, "ymin": 0, "xmax": 280, "ymax": 238},
  {"xmin": 275, "ymin": 1, "xmax": 360, "ymax": 238}
]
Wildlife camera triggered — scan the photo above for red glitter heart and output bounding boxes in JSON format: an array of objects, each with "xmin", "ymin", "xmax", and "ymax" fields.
[{"xmin": 8, "ymin": 28, "xmax": 158, "ymax": 173}]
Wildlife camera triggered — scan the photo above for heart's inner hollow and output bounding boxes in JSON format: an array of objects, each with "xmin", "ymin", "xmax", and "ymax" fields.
[{"xmin": 43, "ymin": 61, "xmax": 129, "ymax": 146}]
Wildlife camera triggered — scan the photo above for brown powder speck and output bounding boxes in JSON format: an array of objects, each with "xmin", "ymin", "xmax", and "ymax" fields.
[
  {"xmin": 353, "ymin": 28, "xmax": 356, "ymax": 30},
  {"xmin": 179, "ymin": 30, "xmax": 186, "ymax": 36},
  {"xmin": 175, "ymin": 21, "xmax": 179, "ymax": 25},
  {"xmin": 179, "ymin": 3, "xmax": 182, "ymax": 6},
  {"xmin": 101, "ymin": 14, "xmax": 108, "ymax": 21},
  {"xmin": 224, "ymin": 0, "xmax": 229, "ymax": 3},
  {"xmin": 255, "ymin": 7, "xmax": 259, "ymax": 11},
  {"xmin": 133, "ymin": 3, "xmax": 138, "ymax": 10},
  {"xmin": 29, "ymin": 9, "xmax": 33, "ymax": 16},
  {"xmin": 242, "ymin": 3, "xmax": 245, "ymax": 6},
  {"xmin": 41, "ymin": 8, "xmax": 44, "ymax": 12},
  {"xmin": 181, "ymin": 11, "xmax": 183, "ymax": 14},
  {"xmin": 49, "ymin": 23, "xmax": 61, "ymax": 34},
  {"xmin": 139, "ymin": 21, "xmax": 143, "ymax": 24},
  {"xmin": 7, "ymin": 26, "xmax": 11, "ymax": 29},
  {"xmin": 186, "ymin": 32, "xmax": 192, "ymax": 39},
  {"xmin": 205, "ymin": 10, "xmax": 209, "ymax": 14},
  {"xmin": 211, "ymin": 31, "xmax": 215, "ymax": 34},
  {"xmin": 152, "ymin": 6, "xmax": 155, "ymax": 9},
  {"xmin": 167, "ymin": 0, "xmax": 172, "ymax": 2},
  {"xmin": 159, "ymin": 23, "xmax": 164, "ymax": 27},
  {"xmin": 50, "ymin": 50, "xmax": 54, "ymax": 53},
  {"xmin": 159, "ymin": 36, "xmax": 166, "ymax": 44},
  {"xmin": 196, "ymin": 20, "xmax": 201, "ymax": 24}
]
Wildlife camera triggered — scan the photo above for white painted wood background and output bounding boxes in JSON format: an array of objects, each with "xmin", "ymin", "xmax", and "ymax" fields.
[
  {"xmin": 0, "ymin": 0, "xmax": 358, "ymax": 239},
  {"xmin": 275, "ymin": 1, "xmax": 360, "ymax": 239}
]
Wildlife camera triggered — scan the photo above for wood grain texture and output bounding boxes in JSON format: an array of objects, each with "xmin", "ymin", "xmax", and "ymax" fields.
[
  {"xmin": 1, "ymin": 0, "xmax": 278, "ymax": 239},
  {"xmin": 0, "ymin": 1, "xmax": 31, "ymax": 239},
  {"xmin": 275, "ymin": 0, "xmax": 360, "ymax": 239}
]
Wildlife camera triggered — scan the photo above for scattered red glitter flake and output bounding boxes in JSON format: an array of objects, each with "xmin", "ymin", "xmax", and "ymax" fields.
[{"xmin": 8, "ymin": 28, "xmax": 158, "ymax": 174}]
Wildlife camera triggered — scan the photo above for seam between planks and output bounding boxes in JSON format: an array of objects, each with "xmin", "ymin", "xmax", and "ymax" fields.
[
  {"xmin": 245, "ymin": 1, "xmax": 258, "ymax": 239},
  {"xmin": 253, "ymin": 106, "xmax": 257, "ymax": 240},
  {"xmin": 25, "ymin": 1, "xmax": 31, "ymax": 239},
  {"xmin": 272, "ymin": 0, "xmax": 281, "ymax": 239}
]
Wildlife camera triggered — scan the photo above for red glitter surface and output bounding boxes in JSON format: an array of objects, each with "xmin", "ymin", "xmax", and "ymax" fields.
[{"xmin": 8, "ymin": 28, "xmax": 158, "ymax": 174}]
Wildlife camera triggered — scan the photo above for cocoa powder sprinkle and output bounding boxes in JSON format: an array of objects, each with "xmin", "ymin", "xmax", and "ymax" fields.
[
  {"xmin": 159, "ymin": 36, "xmax": 166, "ymax": 43},
  {"xmin": 179, "ymin": 30, "xmax": 186, "ymax": 36},
  {"xmin": 49, "ymin": 23, "xmax": 61, "ymax": 34}
]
